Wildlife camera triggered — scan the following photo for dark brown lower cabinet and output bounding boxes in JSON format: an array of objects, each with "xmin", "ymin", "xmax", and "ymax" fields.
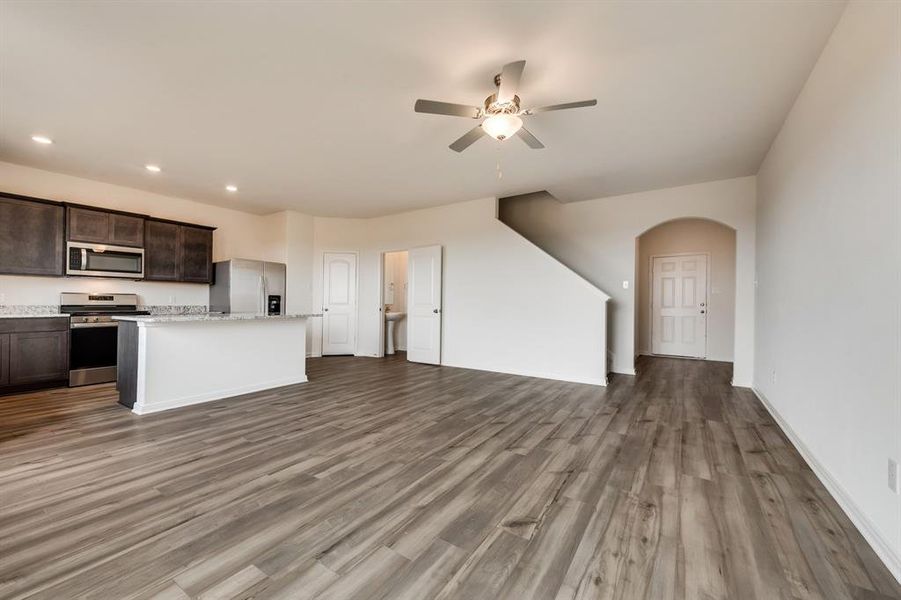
[
  {"xmin": 0, "ymin": 335, "xmax": 9, "ymax": 386},
  {"xmin": 0, "ymin": 318, "xmax": 69, "ymax": 395}
]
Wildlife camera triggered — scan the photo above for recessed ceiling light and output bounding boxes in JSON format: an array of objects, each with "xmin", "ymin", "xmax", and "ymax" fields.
[
  {"xmin": 145, "ymin": 164, "xmax": 161, "ymax": 173},
  {"xmin": 225, "ymin": 185, "xmax": 238, "ymax": 192},
  {"xmin": 31, "ymin": 135, "xmax": 53, "ymax": 144}
]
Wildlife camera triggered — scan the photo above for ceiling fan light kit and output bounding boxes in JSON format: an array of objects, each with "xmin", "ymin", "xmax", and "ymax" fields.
[
  {"xmin": 414, "ymin": 60, "xmax": 597, "ymax": 152},
  {"xmin": 482, "ymin": 114, "xmax": 523, "ymax": 140}
]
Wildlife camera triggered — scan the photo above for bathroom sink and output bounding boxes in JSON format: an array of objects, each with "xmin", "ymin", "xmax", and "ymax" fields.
[{"xmin": 385, "ymin": 312, "xmax": 405, "ymax": 355}]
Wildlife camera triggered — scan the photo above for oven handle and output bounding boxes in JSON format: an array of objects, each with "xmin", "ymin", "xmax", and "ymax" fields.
[{"xmin": 71, "ymin": 322, "xmax": 119, "ymax": 329}]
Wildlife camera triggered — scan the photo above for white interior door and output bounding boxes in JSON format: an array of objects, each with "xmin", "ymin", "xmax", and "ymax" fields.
[
  {"xmin": 652, "ymin": 254, "xmax": 708, "ymax": 358},
  {"xmin": 407, "ymin": 245, "xmax": 442, "ymax": 365},
  {"xmin": 322, "ymin": 252, "xmax": 357, "ymax": 355}
]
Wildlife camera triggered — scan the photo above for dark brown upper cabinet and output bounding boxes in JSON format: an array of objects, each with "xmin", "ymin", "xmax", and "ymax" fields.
[
  {"xmin": 109, "ymin": 213, "xmax": 145, "ymax": 247},
  {"xmin": 0, "ymin": 194, "xmax": 65, "ymax": 276},
  {"xmin": 68, "ymin": 206, "xmax": 144, "ymax": 247},
  {"xmin": 0, "ymin": 191, "xmax": 214, "ymax": 283},
  {"xmin": 179, "ymin": 226, "xmax": 213, "ymax": 283},
  {"xmin": 144, "ymin": 220, "xmax": 214, "ymax": 283},
  {"xmin": 144, "ymin": 220, "xmax": 180, "ymax": 281}
]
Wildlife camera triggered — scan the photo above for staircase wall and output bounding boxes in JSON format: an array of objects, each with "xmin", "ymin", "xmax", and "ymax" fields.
[
  {"xmin": 499, "ymin": 176, "xmax": 756, "ymax": 385},
  {"xmin": 311, "ymin": 196, "xmax": 610, "ymax": 385}
]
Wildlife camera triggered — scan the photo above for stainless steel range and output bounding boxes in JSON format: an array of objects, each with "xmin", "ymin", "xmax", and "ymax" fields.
[{"xmin": 60, "ymin": 293, "xmax": 149, "ymax": 386}]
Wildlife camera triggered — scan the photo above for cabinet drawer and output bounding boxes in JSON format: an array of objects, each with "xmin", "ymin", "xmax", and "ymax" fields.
[{"xmin": 0, "ymin": 317, "xmax": 69, "ymax": 334}]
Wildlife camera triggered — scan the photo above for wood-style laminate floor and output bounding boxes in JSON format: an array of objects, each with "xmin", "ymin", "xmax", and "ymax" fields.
[{"xmin": 0, "ymin": 355, "xmax": 898, "ymax": 600}]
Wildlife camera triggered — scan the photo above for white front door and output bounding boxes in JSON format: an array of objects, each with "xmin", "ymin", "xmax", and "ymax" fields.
[
  {"xmin": 651, "ymin": 254, "xmax": 707, "ymax": 358},
  {"xmin": 322, "ymin": 252, "xmax": 357, "ymax": 355},
  {"xmin": 407, "ymin": 245, "xmax": 442, "ymax": 365}
]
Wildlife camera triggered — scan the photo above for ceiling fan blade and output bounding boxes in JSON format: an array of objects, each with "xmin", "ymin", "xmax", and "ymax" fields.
[
  {"xmin": 516, "ymin": 127, "xmax": 545, "ymax": 149},
  {"xmin": 414, "ymin": 99, "xmax": 481, "ymax": 118},
  {"xmin": 524, "ymin": 99, "xmax": 597, "ymax": 114},
  {"xmin": 496, "ymin": 60, "xmax": 526, "ymax": 104},
  {"xmin": 449, "ymin": 126, "xmax": 486, "ymax": 152}
]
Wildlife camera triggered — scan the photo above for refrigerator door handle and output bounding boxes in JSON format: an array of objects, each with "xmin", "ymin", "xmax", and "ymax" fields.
[{"xmin": 259, "ymin": 275, "xmax": 265, "ymax": 314}]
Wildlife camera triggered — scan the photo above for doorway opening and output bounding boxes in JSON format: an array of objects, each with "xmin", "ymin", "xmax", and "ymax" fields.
[
  {"xmin": 377, "ymin": 245, "xmax": 444, "ymax": 365},
  {"xmin": 636, "ymin": 218, "xmax": 736, "ymax": 363},
  {"xmin": 382, "ymin": 250, "xmax": 409, "ymax": 358}
]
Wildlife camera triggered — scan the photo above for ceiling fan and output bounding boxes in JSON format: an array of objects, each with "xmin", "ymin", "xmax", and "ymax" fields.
[{"xmin": 414, "ymin": 60, "xmax": 596, "ymax": 152}]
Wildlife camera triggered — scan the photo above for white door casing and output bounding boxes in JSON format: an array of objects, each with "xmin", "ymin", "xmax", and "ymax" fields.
[
  {"xmin": 651, "ymin": 254, "xmax": 708, "ymax": 358},
  {"xmin": 322, "ymin": 252, "xmax": 357, "ymax": 355},
  {"xmin": 406, "ymin": 245, "xmax": 442, "ymax": 365}
]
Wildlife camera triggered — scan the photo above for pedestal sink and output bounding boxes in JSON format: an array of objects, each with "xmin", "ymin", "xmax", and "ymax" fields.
[{"xmin": 385, "ymin": 312, "xmax": 406, "ymax": 355}]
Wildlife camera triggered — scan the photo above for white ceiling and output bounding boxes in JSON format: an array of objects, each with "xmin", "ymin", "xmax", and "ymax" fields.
[{"xmin": 0, "ymin": 1, "xmax": 845, "ymax": 217}]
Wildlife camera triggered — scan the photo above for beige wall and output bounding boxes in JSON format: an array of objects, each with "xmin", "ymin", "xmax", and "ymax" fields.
[
  {"xmin": 638, "ymin": 218, "xmax": 736, "ymax": 361},
  {"xmin": 755, "ymin": 0, "xmax": 901, "ymax": 577}
]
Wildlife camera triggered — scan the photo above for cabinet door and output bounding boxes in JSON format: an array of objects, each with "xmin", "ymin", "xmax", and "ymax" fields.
[
  {"xmin": 109, "ymin": 214, "xmax": 145, "ymax": 247},
  {"xmin": 68, "ymin": 207, "xmax": 112, "ymax": 244},
  {"xmin": 144, "ymin": 220, "xmax": 180, "ymax": 281},
  {"xmin": 179, "ymin": 226, "xmax": 213, "ymax": 283},
  {"xmin": 0, "ymin": 197, "xmax": 65, "ymax": 276},
  {"xmin": 0, "ymin": 334, "xmax": 9, "ymax": 386},
  {"xmin": 8, "ymin": 331, "xmax": 69, "ymax": 385}
]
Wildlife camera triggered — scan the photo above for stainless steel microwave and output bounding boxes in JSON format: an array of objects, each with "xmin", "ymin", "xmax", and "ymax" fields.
[{"xmin": 66, "ymin": 241, "xmax": 144, "ymax": 279}]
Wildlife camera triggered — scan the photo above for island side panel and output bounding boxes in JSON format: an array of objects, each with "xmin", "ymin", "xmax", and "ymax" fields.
[
  {"xmin": 134, "ymin": 318, "xmax": 308, "ymax": 414},
  {"xmin": 116, "ymin": 320, "xmax": 140, "ymax": 409}
]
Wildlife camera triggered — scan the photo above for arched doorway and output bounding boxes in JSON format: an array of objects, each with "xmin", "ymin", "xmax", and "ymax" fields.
[{"xmin": 636, "ymin": 218, "xmax": 736, "ymax": 362}]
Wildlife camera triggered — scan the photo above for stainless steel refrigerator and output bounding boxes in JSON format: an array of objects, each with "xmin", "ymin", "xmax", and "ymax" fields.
[{"xmin": 209, "ymin": 259, "xmax": 286, "ymax": 315}]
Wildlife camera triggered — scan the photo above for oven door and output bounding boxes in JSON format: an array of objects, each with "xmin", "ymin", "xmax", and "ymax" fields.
[
  {"xmin": 67, "ymin": 242, "xmax": 144, "ymax": 279},
  {"xmin": 69, "ymin": 322, "xmax": 119, "ymax": 386}
]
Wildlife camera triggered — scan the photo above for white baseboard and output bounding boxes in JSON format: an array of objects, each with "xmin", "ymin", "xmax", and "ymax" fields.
[
  {"xmin": 133, "ymin": 376, "xmax": 309, "ymax": 415},
  {"xmin": 752, "ymin": 387, "xmax": 901, "ymax": 584}
]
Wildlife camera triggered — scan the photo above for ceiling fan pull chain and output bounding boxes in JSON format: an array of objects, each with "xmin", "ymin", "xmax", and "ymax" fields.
[{"xmin": 496, "ymin": 145, "xmax": 503, "ymax": 180}]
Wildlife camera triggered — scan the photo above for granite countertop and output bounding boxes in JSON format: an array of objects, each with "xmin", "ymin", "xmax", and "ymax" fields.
[
  {"xmin": 112, "ymin": 312, "xmax": 321, "ymax": 324},
  {"xmin": 0, "ymin": 313, "xmax": 70, "ymax": 319}
]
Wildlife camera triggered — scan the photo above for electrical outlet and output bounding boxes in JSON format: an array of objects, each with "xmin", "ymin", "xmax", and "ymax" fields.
[
  {"xmin": 622, "ymin": 280, "xmax": 630, "ymax": 290},
  {"xmin": 771, "ymin": 370, "xmax": 777, "ymax": 385},
  {"xmin": 889, "ymin": 459, "xmax": 900, "ymax": 494}
]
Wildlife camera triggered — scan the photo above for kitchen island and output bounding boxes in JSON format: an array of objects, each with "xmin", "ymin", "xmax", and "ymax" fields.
[{"xmin": 114, "ymin": 313, "xmax": 317, "ymax": 414}]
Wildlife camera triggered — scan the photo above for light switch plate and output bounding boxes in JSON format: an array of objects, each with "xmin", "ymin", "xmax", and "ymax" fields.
[
  {"xmin": 622, "ymin": 280, "xmax": 629, "ymax": 289},
  {"xmin": 889, "ymin": 458, "xmax": 900, "ymax": 494}
]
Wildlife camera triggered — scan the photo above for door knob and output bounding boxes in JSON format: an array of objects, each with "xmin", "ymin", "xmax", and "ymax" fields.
[
  {"xmin": 700, "ymin": 310, "xmax": 706, "ymax": 314},
  {"xmin": 323, "ymin": 308, "xmax": 329, "ymax": 312},
  {"xmin": 700, "ymin": 303, "xmax": 706, "ymax": 307},
  {"xmin": 433, "ymin": 308, "xmax": 440, "ymax": 314}
]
